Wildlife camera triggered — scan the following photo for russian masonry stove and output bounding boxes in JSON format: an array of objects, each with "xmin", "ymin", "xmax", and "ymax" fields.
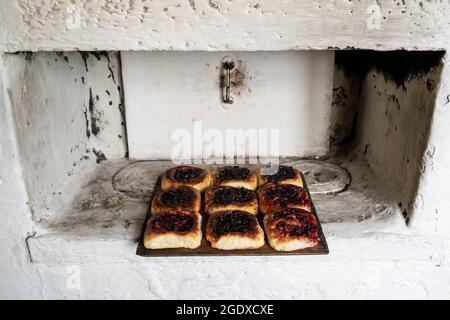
[{"xmin": 1, "ymin": 0, "xmax": 450, "ymax": 299}]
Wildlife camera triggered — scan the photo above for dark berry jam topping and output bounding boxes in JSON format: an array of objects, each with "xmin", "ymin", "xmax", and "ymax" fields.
[
  {"xmin": 213, "ymin": 211, "xmax": 256, "ymax": 234},
  {"xmin": 263, "ymin": 184, "xmax": 309, "ymax": 206},
  {"xmin": 160, "ymin": 187, "xmax": 195, "ymax": 207},
  {"xmin": 273, "ymin": 208, "xmax": 311, "ymax": 220},
  {"xmin": 172, "ymin": 166, "xmax": 204, "ymax": 182},
  {"xmin": 273, "ymin": 209, "xmax": 318, "ymax": 238},
  {"xmin": 151, "ymin": 212, "xmax": 194, "ymax": 232},
  {"xmin": 264, "ymin": 165, "xmax": 296, "ymax": 183},
  {"xmin": 212, "ymin": 187, "xmax": 255, "ymax": 205},
  {"xmin": 217, "ymin": 166, "xmax": 251, "ymax": 181}
]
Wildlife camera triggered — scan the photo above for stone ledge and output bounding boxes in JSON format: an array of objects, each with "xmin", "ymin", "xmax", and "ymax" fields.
[
  {"xmin": 30, "ymin": 156, "xmax": 445, "ymax": 265},
  {"xmin": 1, "ymin": 0, "xmax": 449, "ymax": 52},
  {"xmin": 28, "ymin": 223, "xmax": 450, "ymax": 265},
  {"xmin": 35, "ymin": 258, "xmax": 450, "ymax": 299}
]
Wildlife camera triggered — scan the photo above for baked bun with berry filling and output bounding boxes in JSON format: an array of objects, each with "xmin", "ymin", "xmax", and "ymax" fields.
[
  {"xmin": 144, "ymin": 210, "xmax": 202, "ymax": 249},
  {"xmin": 211, "ymin": 166, "xmax": 257, "ymax": 190},
  {"xmin": 264, "ymin": 208, "xmax": 319, "ymax": 251},
  {"xmin": 205, "ymin": 187, "xmax": 258, "ymax": 215},
  {"xmin": 257, "ymin": 183, "xmax": 312, "ymax": 214},
  {"xmin": 256, "ymin": 165, "xmax": 303, "ymax": 187},
  {"xmin": 161, "ymin": 166, "xmax": 211, "ymax": 192},
  {"xmin": 151, "ymin": 186, "xmax": 201, "ymax": 214},
  {"xmin": 206, "ymin": 210, "xmax": 264, "ymax": 250}
]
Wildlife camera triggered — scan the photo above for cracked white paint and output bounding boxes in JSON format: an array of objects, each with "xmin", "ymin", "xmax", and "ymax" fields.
[
  {"xmin": 27, "ymin": 238, "xmax": 450, "ymax": 299},
  {"xmin": 3, "ymin": 52, "xmax": 125, "ymax": 222},
  {"xmin": 410, "ymin": 54, "xmax": 450, "ymax": 237},
  {"xmin": 0, "ymin": 55, "xmax": 42, "ymax": 298},
  {"xmin": 1, "ymin": 0, "xmax": 450, "ymax": 300},
  {"xmin": 356, "ymin": 64, "xmax": 443, "ymax": 226},
  {"xmin": 0, "ymin": 0, "xmax": 449, "ymax": 52},
  {"xmin": 122, "ymin": 51, "xmax": 334, "ymax": 159}
]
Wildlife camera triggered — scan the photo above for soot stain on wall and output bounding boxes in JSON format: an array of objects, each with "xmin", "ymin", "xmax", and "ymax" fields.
[
  {"xmin": 83, "ymin": 102, "xmax": 91, "ymax": 138},
  {"xmin": 332, "ymin": 50, "xmax": 445, "ymax": 145},
  {"xmin": 218, "ymin": 58, "xmax": 248, "ymax": 100},
  {"xmin": 88, "ymin": 88, "xmax": 101, "ymax": 136},
  {"xmin": 93, "ymin": 149, "xmax": 107, "ymax": 163},
  {"xmin": 335, "ymin": 50, "xmax": 445, "ymax": 90}
]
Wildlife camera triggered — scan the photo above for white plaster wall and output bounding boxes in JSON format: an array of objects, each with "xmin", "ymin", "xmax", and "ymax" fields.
[
  {"xmin": 0, "ymin": 55, "xmax": 43, "ymax": 298},
  {"xmin": 356, "ymin": 64, "xmax": 443, "ymax": 227},
  {"xmin": 411, "ymin": 54, "xmax": 450, "ymax": 237},
  {"xmin": 25, "ymin": 229, "xmax": 450, "ymax": 299},
  {"xmin": 0, "ymin": 0, "xmax": 449, "ymax": 52},
  {"xmin": 84, "ymin": 52, "xmax": 128, "ymax": 159},
  {"xmin": 3, "ymin": 52, "xmax": 125, "ymax": 222},
  {"xmin": 1, "ymin": 0, "xmax": 450, "ymax": 300},
  {"xmin": 122, "ymin": 51, "xmax": 333, "ymax": 159},
  {"xmin": 5, "ymin": 52, "xmax": 93, "ymax": 222},
  {"xmin": 30, "ymin": 256, "xmax": 450, "ymax": 299},
  {"xmin": 1, "ymin": 57, "xmax": 450, "ymax": 298}
]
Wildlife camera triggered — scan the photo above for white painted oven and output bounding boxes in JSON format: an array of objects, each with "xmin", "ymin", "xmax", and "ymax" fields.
[{"xmin": 1, "ymin": 0, "xmax": 449, "ymax": 299}]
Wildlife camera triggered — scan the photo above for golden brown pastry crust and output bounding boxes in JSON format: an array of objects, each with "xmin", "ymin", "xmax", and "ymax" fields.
[
  {"xmin": 151, "ymin": 186, "xmax": 201, "ymax": 214},
  {"xmin": 206, "ymin": 210, "xmax": 264, "ymax": 250},
  {"xmin": 257, "ymin": 183, "xmax": 312, "ymax": 214},
  {"xmin": 205, "ymin": 187, "xmax": 258, "ymax": 215},
  {"xmin": 212, "ymin": 166, "xmax": 257, "ymax": 190},
  {"xmin": 144, "ymin": 210, "xmax": 202, "ymax": 249},
  {"xmin": 264, "ymin": 208, "xmax": 319, "ymax": 251},
  {"xmin": 161, "ymin": 166, "xmax": 211, "ymax": 192},
  {"xmin": 256, "ymin": 165, "xmax": 303, "ymax": 187}
]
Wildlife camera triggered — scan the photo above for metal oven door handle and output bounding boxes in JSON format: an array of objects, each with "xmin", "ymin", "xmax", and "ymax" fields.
[{"xmin": 222, "ymin": 60, "xmax": 235, "ymax": 104}]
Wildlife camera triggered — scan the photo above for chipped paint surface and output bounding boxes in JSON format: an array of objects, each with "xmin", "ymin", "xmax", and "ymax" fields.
[
  {"xmin": 410, "ymin": 53, "xmax": 450, "ymax": 236},
  {"xmin": 23, "ymin": 158, "xmax": 450, "ymax": 298},
  {"xmin": 3, "ymin": 52, "xmax": 125, "ymax": 221},
  {"xmin": 0, "ymin": 55, "xmax": 42, "ymax": 298},
  {"xmin": 0, "ymin": 0, "xmax": 448, "ymax": 52},
  {"xmin": 30, "ymin": 157, "xmax": 406, "ymax": 256},
  {"xmin": 122, "ymin": 51, "xmax": 334, "ymax": 159},
  {"xmin": 356, "ymin": 64, "xmax": 443, "ymax": 226},
  {"xmin": 1, "ymin": 0, "xmax": 450, "ymax": 299},
  {"xmin": 329, "ymin": 51, "xmax": 447, "ymax": 235}
]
